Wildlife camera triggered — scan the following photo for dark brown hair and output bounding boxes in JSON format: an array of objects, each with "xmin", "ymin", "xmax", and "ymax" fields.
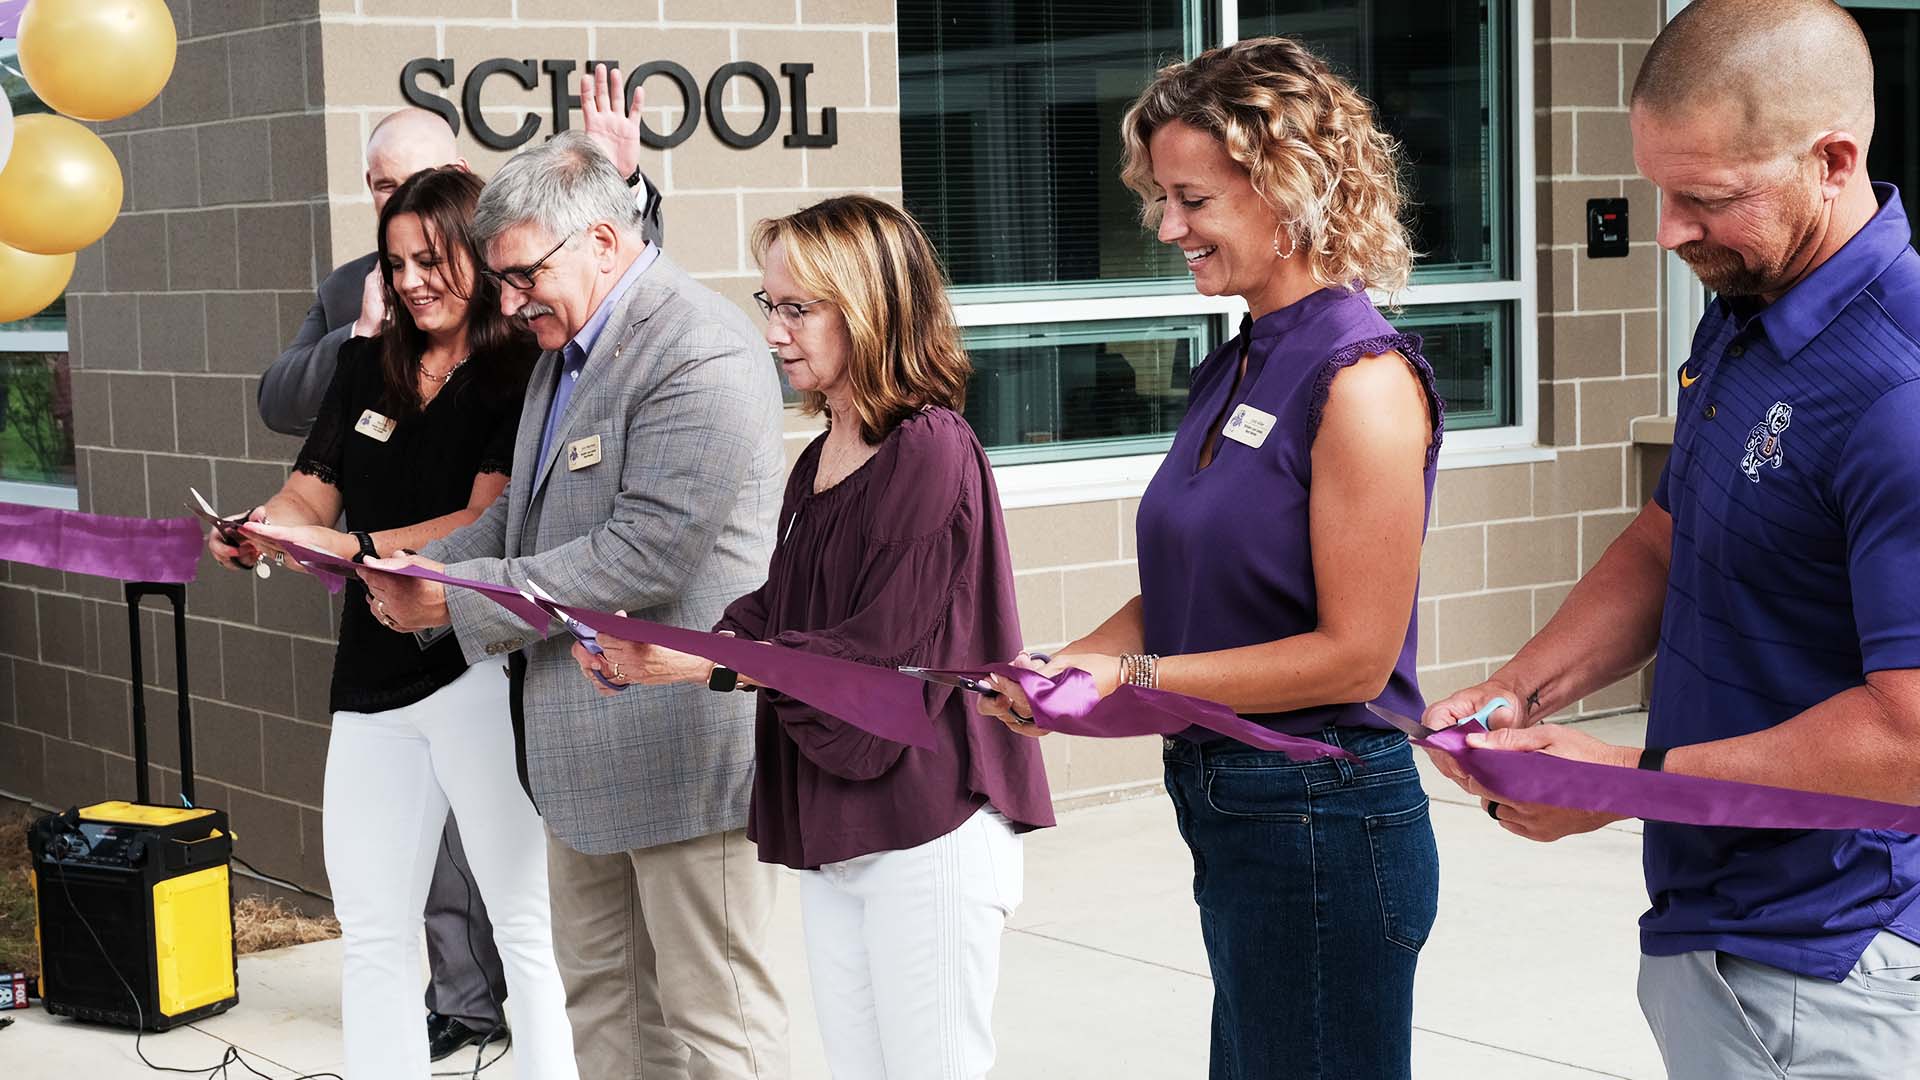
[
  {"xmin": 374, "ymin": 166, "xmax": 534, "ymax": 415},
  {"xmin": 750, "ymin": 195, "xmax": 970, "ymax": 443}
]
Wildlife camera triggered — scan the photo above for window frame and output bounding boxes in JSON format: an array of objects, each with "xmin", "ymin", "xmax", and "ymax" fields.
[
  {"xmin": 0, "ymin": 326, "xmax": 81, "ymax": 509},
  {"xmin": 943, "ymin": 0, "xmax": 1540, "ymax": 507}
]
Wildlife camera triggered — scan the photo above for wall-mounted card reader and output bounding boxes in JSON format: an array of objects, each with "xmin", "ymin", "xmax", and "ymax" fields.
[{"xmin": 1588, "ymin": 198, "xmax": 1629, "ymax": 258}]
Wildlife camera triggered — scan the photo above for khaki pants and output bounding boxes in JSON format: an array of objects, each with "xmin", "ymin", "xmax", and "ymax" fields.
[{"xmin": 546, "ymin": 827, "xmax": 788, "ymax": 1080}]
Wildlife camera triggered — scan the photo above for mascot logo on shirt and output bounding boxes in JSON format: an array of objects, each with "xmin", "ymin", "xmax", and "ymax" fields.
[{"xmin": 1739, "ymin": 401, "xmax": 1793, "ymax": 482}]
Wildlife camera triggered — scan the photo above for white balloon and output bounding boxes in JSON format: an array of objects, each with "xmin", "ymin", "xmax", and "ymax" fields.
[{"xmin": 0, "ymin": 93, "xmax": 12, "ymax": 177}]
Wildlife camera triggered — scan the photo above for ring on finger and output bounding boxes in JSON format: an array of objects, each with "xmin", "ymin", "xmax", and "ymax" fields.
[
  {"xmin": 1487, "ymin": 801, "xmax": 1503, "ymax": 822},
  {"xmin": 610, "ymin": 662, "xmax": 623, "ymax": 682},
  {"xmin": 1010, "ymin": 709, "xmax": 1035, "ymax": 725}
]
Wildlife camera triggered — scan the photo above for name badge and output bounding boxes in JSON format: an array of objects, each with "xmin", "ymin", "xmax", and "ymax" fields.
[
  {"xmin": 567, "ymin": 434, "xmax": 603, "ymax": 471},
  {"xmin": 355, "ymin": 409, "xmax": 396, "ymax": 443},
  {"xmin": 1221, "ymin": 403, "xmax": 1275, "ymax": 449}
]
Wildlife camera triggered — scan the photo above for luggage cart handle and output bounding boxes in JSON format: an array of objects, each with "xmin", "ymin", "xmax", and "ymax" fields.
[{"xmin": 124, "ymin": 582, "xmax": 194, "ymax": 806}]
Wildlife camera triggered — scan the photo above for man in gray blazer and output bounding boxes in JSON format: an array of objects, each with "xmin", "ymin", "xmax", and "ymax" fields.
[{"xmin": 364, "ymin": 131, "xmax": 788, "ymax": 1080}]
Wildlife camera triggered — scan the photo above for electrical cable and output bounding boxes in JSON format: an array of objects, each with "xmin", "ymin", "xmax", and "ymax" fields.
[{"xmin": 47, "ymin": 819, "xmax": 343, "ymax": 1080}]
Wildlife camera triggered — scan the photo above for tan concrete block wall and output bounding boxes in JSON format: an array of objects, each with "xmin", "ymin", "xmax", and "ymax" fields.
[{"xmin": 317, "ymin": 5, "xmax": 901, "ymax": 316}]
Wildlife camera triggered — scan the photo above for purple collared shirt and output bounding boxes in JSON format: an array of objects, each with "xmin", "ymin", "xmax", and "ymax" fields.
[{"xmin": 1647, "ymin": 183, "xmax": 1920, "ymax": 979}]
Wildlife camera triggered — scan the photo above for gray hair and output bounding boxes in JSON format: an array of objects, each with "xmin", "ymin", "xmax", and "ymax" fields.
[{"xmin": 472, "ymin": 130, "xmax": 641, "ymax": 252}]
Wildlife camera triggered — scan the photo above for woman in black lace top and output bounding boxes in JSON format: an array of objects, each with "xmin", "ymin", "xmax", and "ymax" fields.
[{"xmin": 204, "ymin": 167, "xmax": 578, "ymax": 1078}]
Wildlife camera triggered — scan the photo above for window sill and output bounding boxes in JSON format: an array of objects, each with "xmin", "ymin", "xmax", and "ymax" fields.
[
  {"xmin": 0, "ymin": 480, "xmax": 79, "ymax": 510},
  {"xmin": 1630, "ymin": 415, "xmax": 1676, "ymax": 446}
]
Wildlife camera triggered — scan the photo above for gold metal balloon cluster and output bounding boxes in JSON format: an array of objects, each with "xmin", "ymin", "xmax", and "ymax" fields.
[{"xmin": 0, "ymin": 0, "xmax": 176, "ymax": 322}]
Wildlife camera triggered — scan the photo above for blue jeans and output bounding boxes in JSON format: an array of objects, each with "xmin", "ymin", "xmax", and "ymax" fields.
[{"xmin": 1163, "ymin": 726, "xmax": 1440, "ymax": 1080}]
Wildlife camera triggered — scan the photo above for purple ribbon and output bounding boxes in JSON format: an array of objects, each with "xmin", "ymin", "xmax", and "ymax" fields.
[
  {"xmin": 0, "ymin": 0, "xmax": 24, "ymax": 38},
  {"xmin": 272, "ymin": 539, "xmax": 940, "ymax": 749},
  {"xmin": 955, "ymin": 665, "xmax": 1358, "ymax": 762},
  {"xmin": 1424, "ymin": 722, "xmax": 1920, "ymax": 833},
  {"xmin": 264, "ymin": 539, "xmax": 1920, "ymax": 832},
  {"xmin": 0, "ymin": 502, "xmax": 204, "ymax": 583}
]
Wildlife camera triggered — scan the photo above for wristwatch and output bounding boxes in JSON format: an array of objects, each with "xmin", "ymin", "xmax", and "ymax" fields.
[
  {"xmin": 625, "ymin": 166, "xmax": 645, "ymax": 188},
  {"xmin": 1638, "ymin": 745, "xmax": 1669, "ymax": 772},
  {"xmin": 349, "ymin": 530, "xmax": 377, "ymax": 563},
  {"xmin": 708, "ymin": 665, "xmax": 740, "ymax": 693}
]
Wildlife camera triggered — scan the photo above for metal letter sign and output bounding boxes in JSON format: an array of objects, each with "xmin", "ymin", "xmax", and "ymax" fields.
[{"xmin": 400, "ymin": 57, "xmax": 840, "ymax": 152}]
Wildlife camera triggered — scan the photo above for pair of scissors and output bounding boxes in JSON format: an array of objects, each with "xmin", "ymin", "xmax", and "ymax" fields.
[
  {"xmin": 898, "ymin": 653, "xmax": 1053, "ymax": 700},
  {"xmin": 522, "ymin": 577, "xmax": 624, "ymax": 692},
  {"xmin": 1364, "ymin": 697, "xmax": 1512, "ymax": 742}
]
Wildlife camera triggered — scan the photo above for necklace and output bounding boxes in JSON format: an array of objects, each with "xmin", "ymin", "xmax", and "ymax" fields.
[{"xmin": 419, "ymin": 354, "xmax": 470, "ymax": 384}]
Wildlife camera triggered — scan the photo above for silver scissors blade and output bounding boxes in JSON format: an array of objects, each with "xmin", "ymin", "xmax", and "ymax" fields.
[
  {"xmin": 898, "ymin": 667, "xmax": 1000, "ymax": 698},
  {"xmin": 1365, "ymin": 702, "xmax": 1432, "ymax": 742},
  {"xmin": 1368, "ymin": 696, "xmax": 1513, "ymax": 742}
]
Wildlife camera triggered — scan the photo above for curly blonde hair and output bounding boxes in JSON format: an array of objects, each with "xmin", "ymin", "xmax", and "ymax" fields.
[{"xmin": 1120, "ymin": 36, "xmax": 1414, "ymax": 296}]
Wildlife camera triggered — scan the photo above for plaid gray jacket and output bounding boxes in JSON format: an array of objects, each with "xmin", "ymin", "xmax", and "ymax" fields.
[{"xmin": 425, "ymin": 251, "xmax": 782, "ymax": 854}]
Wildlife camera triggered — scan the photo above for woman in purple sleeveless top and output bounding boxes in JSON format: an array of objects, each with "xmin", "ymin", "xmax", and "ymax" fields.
[{"xmin": 983, "ymin": 38, "xmax": 1444, "ymax": 1079}]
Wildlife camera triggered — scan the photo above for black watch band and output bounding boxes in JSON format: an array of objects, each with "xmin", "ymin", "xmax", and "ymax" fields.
[
  {"xmin": 625, "ymin": 166, "xmax": 643, "ymax": 188},
  {"xmin": 1637, "ymin": 745, "xmax": 1669, "ymax": 772},
  {"xmin": 350, "ymin": 530, "xmax": 377, "ymax": 563},
  {"xmin": 708, "ymin": 665, "xmax": 739, "ymax": 693}
]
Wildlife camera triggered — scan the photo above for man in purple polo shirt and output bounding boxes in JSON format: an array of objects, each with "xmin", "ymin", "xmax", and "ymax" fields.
[{"xmin": 1425, "ymin": 2, "xmax": 1920, "ymax": 1075}]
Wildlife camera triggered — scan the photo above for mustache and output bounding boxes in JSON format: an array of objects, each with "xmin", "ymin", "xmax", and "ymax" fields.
[{"xmin": 513, "ymin": 302, "xmax": 556, "ymax": 323}]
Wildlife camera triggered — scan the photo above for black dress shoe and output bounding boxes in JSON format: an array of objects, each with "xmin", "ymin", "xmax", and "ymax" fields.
[{"xmin": 426, "ymin": 1012, "xmax": 511, "ymax": 1062}]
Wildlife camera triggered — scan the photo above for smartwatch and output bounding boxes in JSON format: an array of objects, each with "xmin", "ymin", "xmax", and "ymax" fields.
[
  {"xmin": 1637, "ymin": 745, "xmax": 1669, "ymax": 772},
  {"xmin": 708, "ymin": 665, "xmax": 740, "ymax": 693}
]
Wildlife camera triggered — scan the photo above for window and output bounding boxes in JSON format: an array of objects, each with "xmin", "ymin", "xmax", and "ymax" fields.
[
  {"xmin": 1, "ymin": 40, "xmax": 77, "ymax": 506},
  {"xmin": 900, "ymin": 0, "xmax": 1531, "ymax": 476},
  {"xmin": 1850, "ymin": 4, "xmax": 1920, "ymax": 237},
  {"xmin": 960, "ymin": 316, "xmax": 1202, "ymax": 462}
]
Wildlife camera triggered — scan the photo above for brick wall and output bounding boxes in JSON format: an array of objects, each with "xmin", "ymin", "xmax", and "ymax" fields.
[{"xmin": 0, "ymin": 1, "xmax": 338, "ymax": 890}]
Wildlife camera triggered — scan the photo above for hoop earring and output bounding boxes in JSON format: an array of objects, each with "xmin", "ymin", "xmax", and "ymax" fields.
[{"xmin": 1272, "ymin": 223, "xmax": 1298, "ymax": 260}]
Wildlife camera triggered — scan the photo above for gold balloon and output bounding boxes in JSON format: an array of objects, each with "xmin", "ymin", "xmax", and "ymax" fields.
[
  {"xmin": 0, "ymin": 242, "xmax": 76, "ymax": 324},
  {"xmin": 0, "ymin": 115, "xmax": 125, "ymax": 255},
  {"xmin": 18, "ymin": 0, "xmax": 178, "ymax": 123}
]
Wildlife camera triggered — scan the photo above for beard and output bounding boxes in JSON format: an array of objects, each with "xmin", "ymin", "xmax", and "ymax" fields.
[{"xmin": 1676, "ymin": 187, "xmax": 1824, "ymax": 297}]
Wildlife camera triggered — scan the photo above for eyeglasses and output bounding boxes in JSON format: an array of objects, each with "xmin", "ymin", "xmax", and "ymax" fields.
[
  {"xmin": 753, "ymin": 290, "xmax": 832, "ymax": 328},
  {"xmin": 480, "ymin": 231, "xmax": 575, "ymax": 291}
]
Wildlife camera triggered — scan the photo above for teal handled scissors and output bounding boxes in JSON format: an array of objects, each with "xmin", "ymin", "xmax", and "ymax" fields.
[{"xmin": 1365, "ymin": 697, "xmax": 1512, "ymax": 742}]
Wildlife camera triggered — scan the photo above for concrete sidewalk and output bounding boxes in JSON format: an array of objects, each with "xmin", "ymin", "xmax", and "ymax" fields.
[{"xmin": 3, "ymin": 715, "xmax": 1663, "ymax": 1079}]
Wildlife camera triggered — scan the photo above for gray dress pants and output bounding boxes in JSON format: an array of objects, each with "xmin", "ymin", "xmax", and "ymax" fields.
[
  {"xmin": 1638, "ymin": 930, "xmax": 1920, "ymax": 1078},
  {"xmin": 424, "ymin": 813, "xmax": 508, "ymax": 1028}
]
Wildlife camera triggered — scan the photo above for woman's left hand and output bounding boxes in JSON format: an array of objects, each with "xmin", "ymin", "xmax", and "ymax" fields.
[
  {"xmin": 241, "ymin": 522, "xmax": 354, "ymax": 576},
  {"xmin": 589, "ymin": 634, "xmax": 712, "ymax": 689}
]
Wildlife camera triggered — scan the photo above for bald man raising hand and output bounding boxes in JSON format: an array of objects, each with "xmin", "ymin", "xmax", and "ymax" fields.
[
  {"xmin": 1420, "ymin": 3, "xmax": 1920, "ymax": 1076},
  {"xmin": 260, "ymin": 70, "xmax": 664, "ymax": 436}
]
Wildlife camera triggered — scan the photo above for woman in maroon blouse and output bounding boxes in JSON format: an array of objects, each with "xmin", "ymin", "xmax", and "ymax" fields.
[{"xmin": 579, "ymin": 194, "xmax": 1053, "ymax": 1080}]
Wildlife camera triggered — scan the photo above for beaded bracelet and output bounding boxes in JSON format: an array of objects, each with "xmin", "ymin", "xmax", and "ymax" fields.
[{"xmin": 1121, "ymin": 653, "xmax": 1160, "ymax": 690}]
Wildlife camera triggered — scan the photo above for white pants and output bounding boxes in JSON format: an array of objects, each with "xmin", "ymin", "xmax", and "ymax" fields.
[
  {"xmin": 323, "ymin": 661, "xmax": 578, "ymax": 1080},
  {"xmin": 799, "ymin": 808, "xmax": 1023, "ymax": 1080}
]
